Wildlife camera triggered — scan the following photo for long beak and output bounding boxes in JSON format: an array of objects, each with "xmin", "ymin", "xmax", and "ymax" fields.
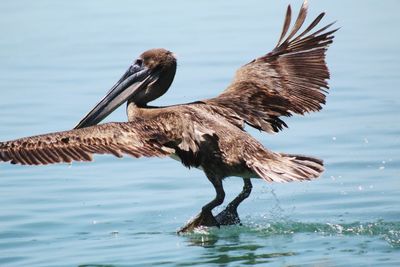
[{"xmin": 74, "ymin": 63, "xmax": 158, "ymax": 129}]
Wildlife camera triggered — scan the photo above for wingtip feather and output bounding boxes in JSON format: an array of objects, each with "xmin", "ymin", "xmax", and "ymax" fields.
[{"xmin": 277, "ymin": 4, "xmax": 292, "ymax": 46}]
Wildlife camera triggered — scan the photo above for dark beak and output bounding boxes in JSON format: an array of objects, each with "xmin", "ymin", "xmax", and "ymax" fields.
[{"xmin": 74, "ymin": 62, "xmax": 158, "ymax": 129}]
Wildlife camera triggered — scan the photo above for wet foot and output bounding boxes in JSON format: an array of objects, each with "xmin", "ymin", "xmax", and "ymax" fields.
[
  {"xmin": 178, "ymin": 210, "xmax": 219, "ymax": 234},
  {"xmin": 215, "ymin": 206, "xmax": 241, "ymax": 226}
]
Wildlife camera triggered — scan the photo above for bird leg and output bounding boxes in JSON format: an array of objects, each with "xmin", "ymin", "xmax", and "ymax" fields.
[
  {"xmin": 178, "ymin": 176, "xmax": 225, "ymax": 234},
  {"xmin": 215, "ymin": 178, "xmax": 252, "ymax": 226}
]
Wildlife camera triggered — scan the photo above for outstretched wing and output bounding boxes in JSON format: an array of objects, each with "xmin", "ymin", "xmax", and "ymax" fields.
[
  {"xmin": 205, "ymin": 0, "xmax": 337, "ymax": 133},
  {"xmin": 0, "ymin": 110, "xmax": 217, "ymax": 166},
  {"xmin": 0, "ymin": 120, "xmax": 174, "ymax": 165}
]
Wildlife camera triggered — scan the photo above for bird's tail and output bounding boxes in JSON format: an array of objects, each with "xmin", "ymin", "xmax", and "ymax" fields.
[{"xmin": 246, "ymin": 152, "xmax": 324, "ymax": 183}]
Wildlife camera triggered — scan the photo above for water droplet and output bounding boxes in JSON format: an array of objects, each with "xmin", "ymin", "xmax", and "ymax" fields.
[
  {"xmin": 111, "ymin": 230, "xmax": 119, "ymax": 235},
  {"xmin": 332, "ymin": 137, "xmax": 337, "ymax": 141}
]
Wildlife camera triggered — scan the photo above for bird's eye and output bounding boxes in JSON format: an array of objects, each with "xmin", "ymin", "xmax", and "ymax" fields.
[{"xmin": 135, "ymin": 59, "xmax": 143, "ymax": 66}]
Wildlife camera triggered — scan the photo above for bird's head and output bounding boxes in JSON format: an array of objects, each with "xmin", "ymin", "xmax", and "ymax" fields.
[{"xmin": 75, "ymin": 48, "xmax": 177, "ymax": 129}]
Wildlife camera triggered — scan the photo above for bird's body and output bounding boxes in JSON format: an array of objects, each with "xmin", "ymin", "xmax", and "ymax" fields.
[
  {"xmin": 0, "ymin": 0, "xmax": 336, "ymax": 232},
  {"xmin": 127, "ymin": 103, "xmax": 322, "ymax": 183}
]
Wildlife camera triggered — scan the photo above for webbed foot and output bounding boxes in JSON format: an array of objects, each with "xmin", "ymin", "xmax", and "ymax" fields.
[
  {"xmin": 215, "ymin": 205, "xmax": 241, "ymax": 226},
  {"xmin": 178, "ymin": 210, "xmax": 220, "ymax": 234}
]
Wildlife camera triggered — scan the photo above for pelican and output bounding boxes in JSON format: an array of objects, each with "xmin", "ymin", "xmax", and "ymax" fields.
[{"xmin": 0, "ymin": 1, "xmax": 336, "ymax": 233}]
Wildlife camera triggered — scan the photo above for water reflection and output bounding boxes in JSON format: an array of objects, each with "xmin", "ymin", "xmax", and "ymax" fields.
[
  {"xmin": 181, "ymin": 226, "xmax": 296, "ymax": 266},
  {"xmin": 178, "ymin": 219, "xmax": 400, "ymax": 266}
]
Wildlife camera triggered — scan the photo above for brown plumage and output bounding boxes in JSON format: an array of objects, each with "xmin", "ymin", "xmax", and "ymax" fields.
[
  {"xmin": 0, "ymin": 0, "xmax": 336, "ymax": 233},
  {"xmin": 0, "ymin": 121, "xmax": 173, "ymax": 165},
  {"xmin": 206, "ymin": 1, "xmax": 337, "ymax": 133}
]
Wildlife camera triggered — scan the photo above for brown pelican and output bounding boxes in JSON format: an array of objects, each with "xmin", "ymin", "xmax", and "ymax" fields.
[{"xmin": 0, "ymin": 1, "xmax": 336, "ymax": 233}]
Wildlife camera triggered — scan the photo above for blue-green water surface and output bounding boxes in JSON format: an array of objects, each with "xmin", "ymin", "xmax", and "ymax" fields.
[{"xmin": 0, "ymin": 1, "xmax": 399, "ymax": 266}]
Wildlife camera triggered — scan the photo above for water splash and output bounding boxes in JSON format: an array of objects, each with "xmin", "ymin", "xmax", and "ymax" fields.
[
  {"xmin": 186, "ymin": 219, "xmax": 400, "ymax": 248},
  {"xmin": 252, "ymin": 220, "xmax": 400, "ymax": 247}
]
